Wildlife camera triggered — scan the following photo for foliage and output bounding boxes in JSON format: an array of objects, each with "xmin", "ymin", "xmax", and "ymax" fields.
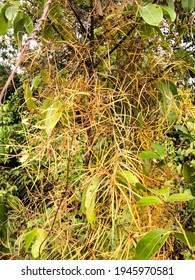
[{"xmin": 0, "ymin": 0, "xmax": 195, "ymax": 260}]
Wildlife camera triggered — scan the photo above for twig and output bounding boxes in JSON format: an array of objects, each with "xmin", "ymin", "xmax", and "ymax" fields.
[
  {"xmin": 67, "ymin": 0, "xmax": 91, "ymax": 41},
  {"xmin": 0, "ymin": 0, "xmax": 52, "ymax": 103}
]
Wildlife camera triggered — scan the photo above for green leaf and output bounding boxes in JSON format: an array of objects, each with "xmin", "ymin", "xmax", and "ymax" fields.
[
  {"xmin": 5, "ymin": 5, "xmax": 19, "ymax": 21},
  {"xmin": 175, "ymin": 132, "xmax": 194, "ymax": 140},
  {"xmin": 13, "ymin": 10, "xmax": 24, "ymax": 24},
  {"xmin": 0, "ymin": 145, "xmax": 6, "ymax": 155},
  {"xmin": 137, "ymin": 196, "xmax": 163, "ymax": 206},
  {"xmin": 85, "ymin": 178, "xmax": 101, "ymax": 209},
  {"xmin": 158, "ymin": 79, "xmax": 178, "ymax": 124},
  {"xmin": 186, "ymin": 118, "xmax": 195, "ymax": 122},
  {"xmin": 0, "ymin": 203, "xmax": 8, "ymax": 238},
  {"xmin": 13, "ymin": 17, "xmax": 25, "ymax": 42},
  {"xmin": 166, "ymin": 193, "xmax": 194, "ymax": 202},
  {"xmin": 159, "ymin": 40, "xmax": 172, "ymax": 51},
  {"xmin": 82, "ymin": 177, "xmax": 102, "ymax": 229},
  {"xmin": 23, "ymin": 83, "xmax": 37, "ymax": 111},
  {"xmin": 161, "ymin": 6, "xmax": 176, "ymax": 22},
  {"xmin": 148, "ymin": 187, "xmax": 170, "ymax": 199},
  {"xmin": 41, "ymin": 98, "xmax": 51, "ymax": 120},
  {"xmin": 85, "ymin": 177, "xmax": 102, "ymax": 229},
  {"xmin": 81, "ymin": 183, "xmax": 88, "ymax": 214},
  {"xmin": 153, "ymin": 26, "xmax": 165, "ymax": 39},
  {"xmin": 138, "ymin": 151, "xmax": 160, "ymax": 159},
  {"xmin": 158, "ymin": 79, "xmax": 178, "ymax": 96},
  {"xmin": 116, "ymin": 170, "xmax": 139, "ymax": 186},
  {"xmin": 182, "ymin": 163, "xmax": 195, "ymax": 183},
  {"xmin": 45, "ymin": 100, "xmax": 63, "ymax": 136},
  {"xmin": 31, "ymin": 75, "xmax": 42, "ymax": 91},
  {"xmin": 169, "ymin": 81, "xmax": 178, "ymax": 95},
  {"xmin": 0, "ymin": 4, "xmax": 11, "ymax": 35},
  {"xmin": 24, "ymin": 15, "xmax": 33, "ymax": 34},
  {"xmin": 174, "ymin": 232, "xmax": 195, "ymax": 248},
  {"xmin": 7, "ymin": 1, "xmax": 21, "ymax": 7},
  {"xmin": 42, "ymin": 24, "xmax": 55, "ymax": 40},
  {"xmin": 24, "ymin": 228, "xmax": 37, "ymax": 251},
  {"xmin": 140, "ymin": 24, "xmax": 155, "ymax": 39},
  {"xmin": 135, "ymin": 183, "xmax": 146, "ymax": 192},
  {"xmin": 0, "ymin": 203, "xmax": 8, "ymax": 224},
  {"xmin": 0, "ymin": 127, "xmax": 6, "ymax": 139},
  {"xmin": 31, "ymin": 228, "xmax": 47, "ymax": 259},
  {"xmin": 167, "ymin": 0, "xmax": 175, "ymax": 9},
  {"xmin": 13, "ymin": 11, "xmax": 27, "ymax": 42},
  {"xmin": 139, "ymin": 4, "xmax": 163, "ymax": 27},
  {"xmin": 181, "ymin": 0, "xmax": 195, "ymax": 10},
  {"xmin": 174, "ymin": 125, "xmax": 189, "ymax": 134},
  {"xmin": 37, "ymin": 0, "xmax": 47, "ymax": 7},
  {"xmin": 151, "ymin": 143, "xmax": 165, "ymax": 158},
  {"xmin": 136, "ymin": 229, "xmax": 171, "ymax": 259}
]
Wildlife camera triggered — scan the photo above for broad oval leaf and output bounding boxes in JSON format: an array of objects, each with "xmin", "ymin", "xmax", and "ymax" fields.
[
  {"xmin": 23, "ymin": 83, "xmax": 37, "ymax": 111},
  {"xmin": 174, "ymin": 125, "xmax": 189, "ymax": 134},
  {"xmin": 14, "ymin": 17, "xmax": 25, "ymax": 42},
  {"xmin": 182, "ymin": 0, "xmax": 195, "ymax": 11},
  {"xmin": 166, "ymin": 193, "xmax": 194, "ymax": 202},
  {"xmin": 182, "ymin": 163, "xmax": 195, "ymax": 183},
  {"xmin": 174, "ymin": 232, "xmax": 195, "ymax": 248},
  {"xmin": 31, "ymin": 75, "xmax": 42, "ymax": 91},
  {"xmin": 167, "ymin": 0, "xmax": 175, "ymax": 9},
  {"xmin": 42, "ymin": 23, "xmax": 55, "ymax": 40},
  {"xmin": 45, "ymin": 100, "xmax": 63, "ymax": 136},
  {"xmin": 0, "ymin": 203, "xmax": 8, "ymax": 224},
  {"xmin": 158, "ymin": 79, "xmax": 178, "ymax": 96},
  {"xmin": 7, "ymin": 1, "xmax": 20, "ymax": 7},
  {"xmin": 0, "ymin": 127, "xmax": 6, "ymax": 139},
  {"xmin": 31, "ymin": 228, "xmax": 47, "ymax": 259},
  {"xmin": 41, "ymin": 98, "xmax": 51, "ymax": 120},
  {"xmin": 24, "ymin": 15, "xmax": 33, "ymax": 34},
  {"xmin": 24, "ymin": 228, "xmax": 37, "ymax": 251},
  {"xmin": 136, "ymin": 229, "xmax": 171, "ymax": 259},
  {"xmin": 151, "ymin": 142, "xmax": 165, "ymax": 158},
  {"xmin": 148, "ymin": 187, "xmax": 170, "ymax": 199},
  {"xmin": 116, "ymin": 170, "xmax": 139, "ymax": 186},
  {"xmin": 82, "ymin": 176, "xmax": 102, "ymax": 229},
  {"xmin": 137, "ymin": 196, "xmax": 163, "ymax": 206},
  {"xmin": 13, "ymin": 11, "xmax": 25, "ymax": 42},
  {"xmin": 85, "ymin": 177, "xmax": 102, "ymax": 229},
  {"xmin": 0, "ymin": 145, "xmax": 6, "ymax": 155},
  {"xmin": 139, "ymin": 4, "xmax": 163, "ymax": 27},
  {"xmin": 85, "ymin": 177, "xmax": 102, "ymax": 209},
  {"xmin": 138, "ymin": 150, "xmax": 160, "ymax": 159},
  {"xmin": 5, "ymin": 5, "xmax": 19, "ymax": 21},
  {"xmin": 161, "ymin": 6, "xmax": 176, "ymax": 22},
  {"xmin": 0, "ymin": 4, "xmax": 11, "ymax": 35}
]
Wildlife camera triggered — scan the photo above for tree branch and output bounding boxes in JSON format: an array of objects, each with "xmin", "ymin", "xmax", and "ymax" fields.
[{"xmin": 67, "ymin": 0, "xmax": 91, "ymax": 41}]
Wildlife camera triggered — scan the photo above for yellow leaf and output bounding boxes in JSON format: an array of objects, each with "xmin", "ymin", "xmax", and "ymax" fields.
[
  {"xmin": 45, "ymin": 100, "xmax": 63, "ymax": 136},
  {"xmin": 82, "ymin": 176, "xmax": 102, "ymax": 229},
  {"xmin": 116, "ymin": 170, "xmax": 139, "ymax": 186}
]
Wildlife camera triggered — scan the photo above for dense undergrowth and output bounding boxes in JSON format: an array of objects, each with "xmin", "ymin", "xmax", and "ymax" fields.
[{"xmin": 0, "ymin": 0, "xmax": 195, "ymax": 260}]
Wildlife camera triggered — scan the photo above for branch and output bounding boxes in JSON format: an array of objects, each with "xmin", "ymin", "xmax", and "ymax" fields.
[
  {"xmin": 67, "ymin": 0, "xmax": 91, "ymax": 41},
  {"xmin": 0, "ymin": 0, "xmax": 52, "ymax": 103}
]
